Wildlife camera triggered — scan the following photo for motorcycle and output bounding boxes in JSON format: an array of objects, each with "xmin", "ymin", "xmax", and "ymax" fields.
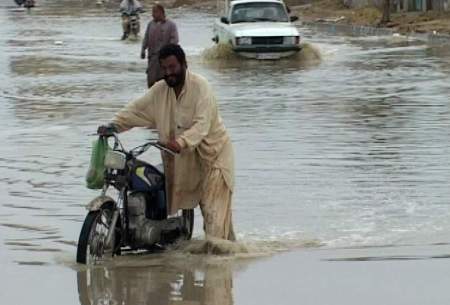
[
  {"xmin": 14, "ymin": 0, "xmax": 35, "ymax": 8},
  {"xmin": 121, "ymin": 10, "xmax": 142, "ymax": 40},
  {"xmin": 76, "ymin": 133, "xmax": 194, "ymax": 264}
]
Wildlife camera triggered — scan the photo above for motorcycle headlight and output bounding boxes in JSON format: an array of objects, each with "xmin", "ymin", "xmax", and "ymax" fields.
[
  {"xmin": 236, "ymin": 37, "xmax": 252, "ymax": 45},
  {"xmin": 283, "ymin": 36, "xmax": 300, "ymax": 45},
  {"xmin": 105, "ymin": 151, "xmax": 126, "ymax": 170}
]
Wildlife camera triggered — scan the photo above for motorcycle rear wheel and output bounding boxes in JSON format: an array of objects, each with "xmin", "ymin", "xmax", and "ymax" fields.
[{"xmin": 76, "ymin": 203, "xmax": 119, "ymax": 264}]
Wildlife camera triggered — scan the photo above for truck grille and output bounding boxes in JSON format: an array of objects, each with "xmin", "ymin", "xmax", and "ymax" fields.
[{"xmin": 251, "ymin": 36, "xmax": 283, "ymax": 45}]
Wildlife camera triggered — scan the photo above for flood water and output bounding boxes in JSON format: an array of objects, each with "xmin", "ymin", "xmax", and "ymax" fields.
[{"xmin": 1, "ymin": 0, "xmax": 450, "ymax": 304}]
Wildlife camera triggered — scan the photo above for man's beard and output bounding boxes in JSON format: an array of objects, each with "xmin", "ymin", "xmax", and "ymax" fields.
[{"xmin": 164, "ymin": 70, "xmax": 185, "ymax": 88}]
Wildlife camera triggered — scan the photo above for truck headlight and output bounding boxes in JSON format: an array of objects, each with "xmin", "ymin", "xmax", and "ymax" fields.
[
  {"xmin": 236, "ymin": 37, "xmax": 252, "ymax": 45},
  {"xmin": 284, "ymin": 36, "xmax": 300, "ymax": 45}
]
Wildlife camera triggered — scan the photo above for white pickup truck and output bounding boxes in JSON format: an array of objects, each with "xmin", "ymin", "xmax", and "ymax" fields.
[{"xmin": 212, "ymin": 0, "xmax": 301, "ymax": 59}]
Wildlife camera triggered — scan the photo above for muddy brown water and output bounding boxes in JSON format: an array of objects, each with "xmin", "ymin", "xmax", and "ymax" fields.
[{"xmin": 1, "ymin": 0, "xmax": 450, "ymax": 304}]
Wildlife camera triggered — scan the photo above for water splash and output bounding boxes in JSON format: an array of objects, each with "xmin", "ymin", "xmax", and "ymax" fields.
[
  {"xmin": 295, "ymin": 42, "xmax": 322, "ymax": 63},
  {"xmin": 174, "ymin": 238, "xmax": 250, "ymax": 255},
  {"xmin": 60, "ymin": 236, "xmax": 323, "ymax": 270},
  {"xmin": 170, "ymin": 236, "xmax": 323, "ymax": 258},
  {"xmin": 202, "ymin": 43, "xmax": 240, "ymax": 61},
  {"xmin": 201, "ymin": 42, "xmax": 322, "ymax": 66}
]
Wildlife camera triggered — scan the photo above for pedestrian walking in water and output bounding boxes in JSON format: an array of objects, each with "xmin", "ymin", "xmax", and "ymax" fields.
[{"xmin": 141, "ymin": 4, "xmax": 179, "ymax": 88}]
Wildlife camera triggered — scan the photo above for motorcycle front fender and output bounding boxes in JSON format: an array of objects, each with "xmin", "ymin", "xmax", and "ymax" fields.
[{"xmin": 86, "ymin": 195, "xmax": 117, "ymax": 211}]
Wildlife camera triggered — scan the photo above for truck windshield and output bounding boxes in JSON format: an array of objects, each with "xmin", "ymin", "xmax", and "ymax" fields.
[{"xmin": 230, "ymin": 2, "xmax": 289, "ymax": 23}]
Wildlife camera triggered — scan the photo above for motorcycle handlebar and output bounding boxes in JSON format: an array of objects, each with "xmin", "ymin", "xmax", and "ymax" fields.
[
  {"xmin": 132, "ymin": 140, "xmax": 177, "ymax": 156},
  {"xmin": 92, "ymin": 133, "xmax": 177, "ymax": 156},
  {"xmin": 120, "ymin": 9, "xmax": 144, "ymax": 15},
  {"xmin": 152, "ymin": 142, "xmax": 177, "ymax": 155}
]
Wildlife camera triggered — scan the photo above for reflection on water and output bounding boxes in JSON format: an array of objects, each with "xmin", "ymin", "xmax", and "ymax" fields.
[{"xmin": 77, "ymin": 261, "xmax": 234, "ymax": 305}]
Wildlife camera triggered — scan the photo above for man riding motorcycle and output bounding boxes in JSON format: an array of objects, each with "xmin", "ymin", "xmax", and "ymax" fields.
[
  {"xmin": 120, "ymin": 0, "xmax": 144, "ymax": 40},
  {"xmin": 14, "ymin": 0, "xmax": 35, "ymax": 8}
]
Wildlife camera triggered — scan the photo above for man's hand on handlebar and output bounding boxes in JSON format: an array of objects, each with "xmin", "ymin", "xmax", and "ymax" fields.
[
  {"xmin": 166, "ymin": 139, "xmax": 181, "ymax": 154},
  {"xmin": 97, "ymin": 124, "xmax": 117, "ymax": 136}
]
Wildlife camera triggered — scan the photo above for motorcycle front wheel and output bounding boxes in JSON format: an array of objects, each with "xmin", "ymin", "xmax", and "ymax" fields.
[{"xmin": 76, "ymin": 203, "xmax": 120, "ymax": 264}]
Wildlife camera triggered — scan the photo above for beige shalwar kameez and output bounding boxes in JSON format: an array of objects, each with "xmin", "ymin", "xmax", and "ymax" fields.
[{"xmin": 112, "ymin": 70, "xmax": 235, "ymax": 240}]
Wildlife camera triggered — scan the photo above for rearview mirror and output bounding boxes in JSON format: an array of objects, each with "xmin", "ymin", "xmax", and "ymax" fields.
[
  {"xmin": 221, "ymin": 16, "xmax": 229, "ymax": 24},
  {"xmin": 290, "ymin": 16, "xmax": 299, "ymax": 22}
]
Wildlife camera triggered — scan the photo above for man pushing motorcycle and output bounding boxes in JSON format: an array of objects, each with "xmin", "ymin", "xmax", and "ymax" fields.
[{"xmin": 98, "ymin": 44, "xmax": 236, "ymax": 241}]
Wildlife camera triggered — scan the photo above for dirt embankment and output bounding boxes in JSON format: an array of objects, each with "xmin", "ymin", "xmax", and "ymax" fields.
[{"xmin": 285, "ymin": 0, "xmax": 450, "ymax": 35}]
